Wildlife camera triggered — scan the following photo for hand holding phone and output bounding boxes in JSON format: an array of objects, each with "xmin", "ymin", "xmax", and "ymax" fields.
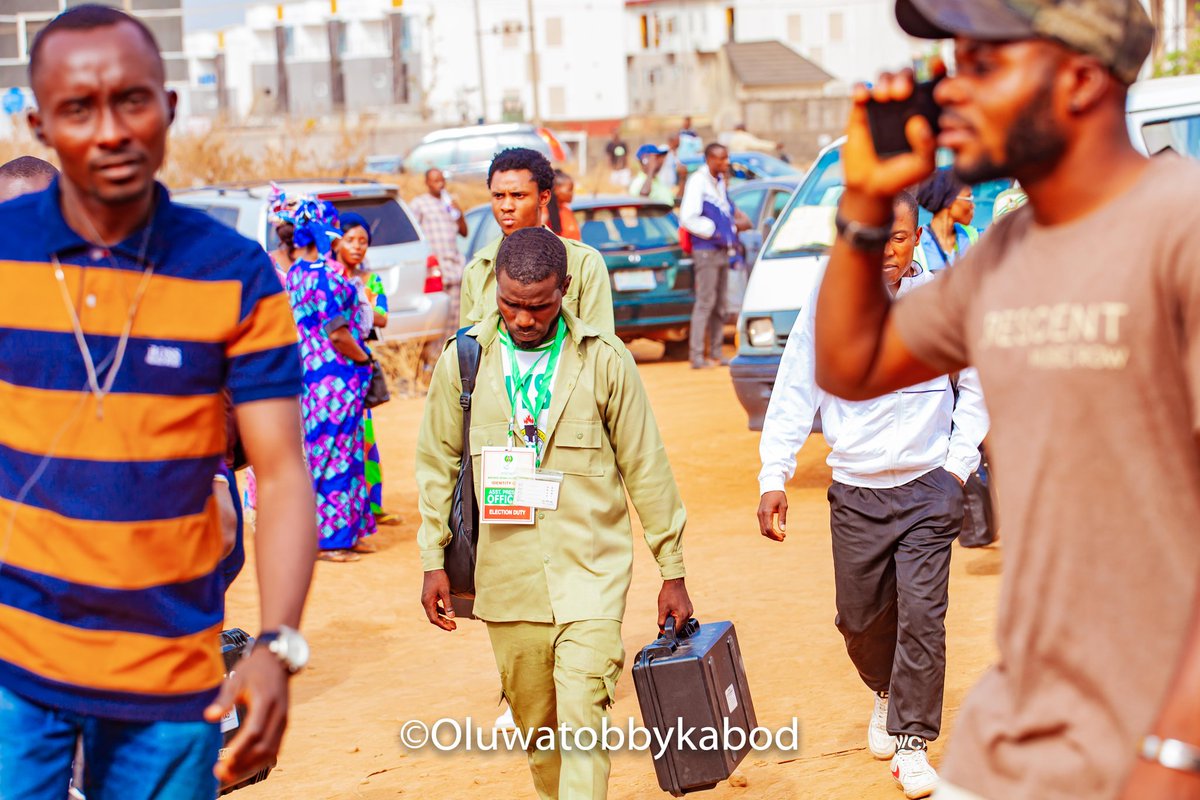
[
  {"xmin": 866, "ymin": 76, "xmax": 943, "ymax": 158},
  {"xmin": 837, "ymin": 70, "xmax": 940, "ymax": 215}
]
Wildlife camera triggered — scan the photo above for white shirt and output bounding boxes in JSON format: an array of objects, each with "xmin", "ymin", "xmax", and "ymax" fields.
[
  {"xmin": 679, "ymin": 167, "xmax": 731, "ymax": 240},
  {"xmin": 499, "ymin": 326, "xmax": 562, "ymax": 460},
  {"xmin": 758, "ymin": 266, "xmax": 989, "ymax": 493}
]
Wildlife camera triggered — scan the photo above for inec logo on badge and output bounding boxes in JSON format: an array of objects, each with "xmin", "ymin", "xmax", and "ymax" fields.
[{"xmin": 504, "ymin": 455, "xmax": 514, "ymax": 464}]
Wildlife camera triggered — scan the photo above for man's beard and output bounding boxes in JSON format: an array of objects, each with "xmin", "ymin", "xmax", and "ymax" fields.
[{"xmin": 954, "ymin": 83, "xmax": 1067, "ymax": 185}]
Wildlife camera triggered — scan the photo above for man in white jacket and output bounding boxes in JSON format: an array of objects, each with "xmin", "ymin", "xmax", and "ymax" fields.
[{"xmin": 756, "ymin": 192, "xmax": 988, "ymax": 800}]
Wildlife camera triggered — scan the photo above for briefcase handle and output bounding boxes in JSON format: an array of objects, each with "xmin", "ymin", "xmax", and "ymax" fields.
[{"xmin": 661, "ymin": 616, "xmax": 701, "ymax": 643}]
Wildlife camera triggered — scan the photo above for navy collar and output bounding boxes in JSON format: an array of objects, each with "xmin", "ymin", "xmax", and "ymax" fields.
[{"xmin": 38, "ymin": 177, "xmax": 175, "ymax": 266}]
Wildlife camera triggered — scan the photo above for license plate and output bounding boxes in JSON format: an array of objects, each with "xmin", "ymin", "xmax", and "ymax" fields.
[{"xmin": 613, "ymin": 269, "xmax": 657, "ymax": 292}]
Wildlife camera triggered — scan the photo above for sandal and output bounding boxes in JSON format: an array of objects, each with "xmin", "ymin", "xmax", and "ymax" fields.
[
  {"xmin": 318, "ymin": 549, "xmax": 361, "ymax": 563},
  {"xmin": 373, "ymin": 511, "xmax": 402, "ymax": 526},
  {"xmin": 351, "ymin": 538, "xmax": 379, "ymax": 554}
]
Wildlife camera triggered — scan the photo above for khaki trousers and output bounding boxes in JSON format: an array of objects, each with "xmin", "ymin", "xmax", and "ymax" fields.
[{"xmin": 487, "ymin": 620, "xmax": 625, "ymax": 800}]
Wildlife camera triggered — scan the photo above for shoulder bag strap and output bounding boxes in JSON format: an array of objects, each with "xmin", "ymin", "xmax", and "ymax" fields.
[{"xmin": 455, "ymin": 327, "xmax": 483, "ymax": 537}]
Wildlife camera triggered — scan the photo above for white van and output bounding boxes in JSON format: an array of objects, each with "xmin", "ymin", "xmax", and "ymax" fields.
[{"xmin": 730, "ymin": 75, "xmax": 1200, "ymax": 430}]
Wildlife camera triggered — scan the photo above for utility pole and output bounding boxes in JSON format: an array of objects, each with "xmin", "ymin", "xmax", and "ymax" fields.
[
  {"xmin": 473, "ymin": 0, "xmax": 488, "ymax": 122},
  {"xmin": 526, "ymin": 0, "xmax": 541, "ymax": 125}
]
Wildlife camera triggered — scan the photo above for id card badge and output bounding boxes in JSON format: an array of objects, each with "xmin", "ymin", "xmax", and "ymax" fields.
[
  {"xmin": 514, "ymin": 470, "xmax": 563, "ymax": 511},
  {"xmin": 480, "ymin": 446, "xmax": 536, "ymax": 525}
]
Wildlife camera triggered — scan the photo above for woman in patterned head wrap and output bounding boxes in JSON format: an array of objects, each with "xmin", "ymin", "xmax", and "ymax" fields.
[{"xmin": 284, "ymin": 200, "xmax": 376, "ymax": 561}]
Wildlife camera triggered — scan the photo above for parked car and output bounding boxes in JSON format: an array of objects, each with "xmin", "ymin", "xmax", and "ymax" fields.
[
  {"xmin": 405, "ymin": 123, "xmax": 571, "ymax": 182},
  {"xmin": 729, "ymin": 138, "xmax": 1012, "ymax": 430},
  {"xmin": 729, "ymin": 177, "xmax": 801, "ymax": 268},
  {"xmin": 678, "ymin": 151, "xmax": 802, "ymax": 185},
  {"xmin": 173, "ymin": 179, "xmax": 448, "ymax": 345},
  {"xmin": 365, "ymin": 153, "xmax": 404, "ymax": 174},
  {"xmin": 1126, "ymin": 74, "xmax": 1200, "ymax": 158},
  {"xmin": 462, "ymin": 197, "xmax": 695, "ymax": 355}
]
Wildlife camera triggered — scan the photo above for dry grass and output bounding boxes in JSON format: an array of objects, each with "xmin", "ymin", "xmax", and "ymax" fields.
[{"xmin": 374, "ymin": 339, "xmax": 435, "ymax": 398}]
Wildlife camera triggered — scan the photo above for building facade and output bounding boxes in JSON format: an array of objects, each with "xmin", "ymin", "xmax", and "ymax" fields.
[{"xmin": 0, "ymin": 0, "xmax": 189, "ymax": 117}]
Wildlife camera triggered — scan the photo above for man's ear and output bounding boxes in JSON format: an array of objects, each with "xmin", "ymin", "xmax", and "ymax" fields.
[
  {"xmin": 27, "ymin": 109, "xmax": 47, "ymax": 146},
  {"xmin": 913, "ymin": 225, "xmax": 922, "ymax": 244},
  {"xmin": 539, "ymin": 189, "xmax": 552, "ymax": 208},
  {"xmin": 561, "ymin": 272, "xmax": 573, "ymax": 295},
  {"xmin": 166, "ymin": 89, "xmax": 178, "ymax": 125}
]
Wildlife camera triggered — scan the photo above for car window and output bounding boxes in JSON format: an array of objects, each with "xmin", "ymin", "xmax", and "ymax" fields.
[
  {"xmin": 768, "ymin": 189, "xmax": 791, "ymax": 220},
  {"xmin": 264, "ymin": 195, "xmax": 419, "ymax": 250},
  {"xmin": 577, "ymin": 205, "xmax": 679, "ymax": 251},
  {"xmin": 407, "ymin": 141, "xmax": 457, "ymax": 171},
  {"xmin": 1141, "ymin": 115, "xmax": 1200, "ymax": 159},
  {"xmin": 764, "ymin": 145, "xmax": 1011, "ymax": 261},
  {"xmin": 732, "ymin": 189, "xmax": 765, "ymax": 223},
  {"xmin": 458, "ymin": 135, "xmax": 502, "ymax": 166},
  {"xmin": 196, "ymin": 204, "xmax": 241, "ymax": 231},
  {"xmin": 471, "ymin": 210, "xmax": 502, "ymax": 258}
]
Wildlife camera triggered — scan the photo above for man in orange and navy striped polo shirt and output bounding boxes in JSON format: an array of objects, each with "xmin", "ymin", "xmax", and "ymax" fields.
[{"xmin": 0, "ymin": 6, "xmax": 318, "ymax": 799}]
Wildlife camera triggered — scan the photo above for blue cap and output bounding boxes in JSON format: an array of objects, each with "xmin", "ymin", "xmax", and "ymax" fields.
[{"xmin": 636, "ymin": 144, "xmax": 669, "ymax": 160}]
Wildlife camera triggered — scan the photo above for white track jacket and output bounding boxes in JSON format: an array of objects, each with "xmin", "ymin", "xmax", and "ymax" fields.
[{"xmin": 758, "ymin": 266, "xmax": 989, "ymax": 493}]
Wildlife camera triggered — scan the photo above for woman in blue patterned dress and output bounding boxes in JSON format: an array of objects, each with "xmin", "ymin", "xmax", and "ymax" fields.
[{"xmin": 285, "ymin": 204, "xmax": 375, "ymax": 562}]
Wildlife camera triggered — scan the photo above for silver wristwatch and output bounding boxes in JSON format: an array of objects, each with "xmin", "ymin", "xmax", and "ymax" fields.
[
  {"xmin": 254, "ymin": 625, "xmax": 310, "ymax": 675},
  {"xmin": 1141, "ymin": 735, "xmax": 1200, "ymax": 774}
]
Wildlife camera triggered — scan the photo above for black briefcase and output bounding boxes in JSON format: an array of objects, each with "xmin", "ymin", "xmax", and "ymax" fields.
[{"xmin": 632, "ymin": 618, "xmax": 757, "ymax": 796}]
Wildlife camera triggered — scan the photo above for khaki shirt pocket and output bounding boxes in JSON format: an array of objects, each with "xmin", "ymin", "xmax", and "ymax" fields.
[
  {"xmin": 469, "ymin": 421, "xmax": 514, "ymax": 460},
  {"xmin": 549, "ymin": 418, "xmax": 604, "ymax": 477}
]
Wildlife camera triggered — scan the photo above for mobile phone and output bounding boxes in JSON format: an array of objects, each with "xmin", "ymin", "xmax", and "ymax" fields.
[{"xmin": 866, "ymin": 77, "xmax": 943, "ymax": 158}]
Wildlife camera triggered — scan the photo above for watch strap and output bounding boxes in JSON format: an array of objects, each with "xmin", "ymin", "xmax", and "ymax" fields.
[{"xmin": 835, "ymin": 211, "xmax": 893, "ymax": 251}]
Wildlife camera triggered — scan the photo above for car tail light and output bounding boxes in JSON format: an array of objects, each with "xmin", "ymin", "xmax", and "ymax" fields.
[{"xmin": 424, "ymin": 253, "xmax": 444, "ymax": 293}]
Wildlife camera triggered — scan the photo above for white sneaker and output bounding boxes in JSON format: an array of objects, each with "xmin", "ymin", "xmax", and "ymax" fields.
[
  {"xmin": 890, "ymin": 738, "xmax": 938, "ymax": 799},
  {"xmin": 868, "ymin": 691, "xmax": 896, "ymax": 759},
  {"xmin": 494, "ymin": 706, "xmax": 516, "ymax": 730}
]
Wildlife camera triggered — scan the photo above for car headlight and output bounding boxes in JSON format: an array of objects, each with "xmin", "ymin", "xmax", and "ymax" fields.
[{"xmin": 747, "ymin": 317, "xmax": 776, "ymax": 348}]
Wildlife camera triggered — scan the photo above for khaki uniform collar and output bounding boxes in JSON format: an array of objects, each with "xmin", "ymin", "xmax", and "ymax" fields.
[{"xmin": 471, "ymin": 307, "xmax": 599, "ymax": 350}]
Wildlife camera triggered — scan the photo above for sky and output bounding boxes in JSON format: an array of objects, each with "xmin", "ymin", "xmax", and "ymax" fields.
[{"xmin": 182, "ymin": 0, "xmax": 255, "ymax": 33}]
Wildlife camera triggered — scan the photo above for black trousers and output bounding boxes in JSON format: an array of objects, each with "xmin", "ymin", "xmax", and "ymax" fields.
[{"xmin": 827, "ymin": 468, "xmax": 963, "ymax": 741}]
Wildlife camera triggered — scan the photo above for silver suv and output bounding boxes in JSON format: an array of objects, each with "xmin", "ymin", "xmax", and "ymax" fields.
[
  {"xmin": 173, "ymin": 180, "xmax": 448, "ymax": 344},
  {"xmin": 405, "ymin": 123, "xmax": 571, "ymax": 182}
]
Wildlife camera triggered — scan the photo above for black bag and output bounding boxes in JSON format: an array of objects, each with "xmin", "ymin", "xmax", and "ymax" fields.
[
  {"xmin": 364, "ymin": 359, "xmax": 391, "ymax": 409},
  {"xmin": 959, "ymin": 446, "xmax": 998, "ymax": 548},
  {"xmin": 632, "ymin": 618, "xmax": 758, "ymax": 796},
  {"xmin": 444, "ymin": 328, "xmax": 482, "ymax": 617}
]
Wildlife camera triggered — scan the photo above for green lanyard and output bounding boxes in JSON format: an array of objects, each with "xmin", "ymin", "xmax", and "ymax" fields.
[{"xmin": 502, "ymin": 318, "xmax": 567, "ymax": 461}]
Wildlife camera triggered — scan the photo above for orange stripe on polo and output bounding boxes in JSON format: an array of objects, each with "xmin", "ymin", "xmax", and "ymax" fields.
[
  {"xmin": 227, "ymin": 291, "xmax": 299, "ymax": 357},
  {"xmin": 0, "ymin": 605, "xmax": 223, "ymax": 696},
  {"xmin": 0, "ymin": 496, "xmax": 224, "ymax": 590},
  {"xmin": 0, "ymin": 381, "xmax": 225, "ymax": 462},
  {"xmin": 0, "ymin": 261, "xmax": 241, "ymax": 341}
]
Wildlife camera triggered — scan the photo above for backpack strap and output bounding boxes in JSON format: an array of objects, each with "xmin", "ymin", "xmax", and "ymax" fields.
[{"xmin": 455, "ymin": 327, "xmax": 483, "ymax": 537}]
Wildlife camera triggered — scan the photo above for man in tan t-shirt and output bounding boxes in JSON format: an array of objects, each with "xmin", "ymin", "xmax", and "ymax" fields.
[{"xmin": 811, "ymin": 1, "xmax": 1200, "ymax": 799}]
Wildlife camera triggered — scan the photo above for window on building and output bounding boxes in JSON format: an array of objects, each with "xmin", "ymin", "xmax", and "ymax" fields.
[
  {"xmin": 725, "ymin": 6, "xmax": 735, "ymax": 42},
  {"xmin": 0, "ymin": 22, "xmax": 18, "ymax": 60},
  {"xmin": 787, "ymin": 14, "xmax": 802, "ymax": 43},
  {"xmin": 143, "ymin": 16, "xmax": 184, "ymax": 53},
  {"xmin": 829, "ymin": 12, "xmax": 844, "ymax": 42},
  {"xmin": 25, "ymin": 19, "xmax": 51, "ymax": 56},
  {"xmin": 502, "ymin": 20, "xmax": 522, "ymax": 49},
  {"xmin": 549, "ymin": 86, "xmax": 565, "ymax": 117},
  {"xmin": 640, "ymin": 14, "xmax": 649, "ymax": 49},
  {"xmin": 545, "ymin": 16, "xmax": 562, "ymax": 47}
]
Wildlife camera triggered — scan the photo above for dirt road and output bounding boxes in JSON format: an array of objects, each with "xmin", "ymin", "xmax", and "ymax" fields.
[{"xmin": 228, "ymin": 344, "xmax": 1001, "ymax": 800}]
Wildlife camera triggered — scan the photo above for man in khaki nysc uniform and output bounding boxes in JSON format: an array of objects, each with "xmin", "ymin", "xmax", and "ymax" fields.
[{"xmin": 416, "ymin": 227, "xmax": 693, "ymax": 799}]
